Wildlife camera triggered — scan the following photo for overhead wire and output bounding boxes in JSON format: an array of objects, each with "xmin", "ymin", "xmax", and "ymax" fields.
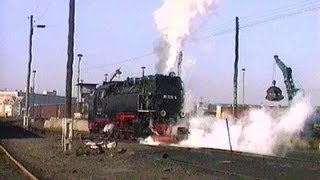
[
  {"xmin": 82, "ymin": 1, "xmax": 320, "ymax": 71},
  {"xmin": 240, "ymin": 6, "xmax": 320, "ymax": 29},
  {"xmin": 33, "ymin": 0, "xmax": 41, "ymax": 13},
  {"xmin": 193, "ymin": 4, "xmax": 320, "ymax": 40},
  {"xmin": 195, "ymin": 0, "xmax": 319, "ymax": 37},
  {"xmin": 240, "ymin": 0, "xmax": 320, "ymax": 22},
  {"xmin": 36, "ymin": 0, "xmax": 55, "ymax": 21},
  {"xmin": 82, "ymin": 52, "xmax": 155, "ymax": 72},
  {"xmin": 189, "ymin": 28, "xmax": 234, "ymax": 41}
]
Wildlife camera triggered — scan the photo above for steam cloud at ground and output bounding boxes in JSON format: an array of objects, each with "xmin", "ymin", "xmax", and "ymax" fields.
[
  {"xmin": 141, "ymin": 95, "xmax": 314, "ymax": 156},
  {"xmin": 179, "ymin": 95, "xmax": 313, "ymax": 156}
]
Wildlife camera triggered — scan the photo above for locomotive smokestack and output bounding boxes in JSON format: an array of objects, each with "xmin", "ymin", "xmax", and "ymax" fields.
[
  {"xmin": 177, "ymin": 51, "xmax": 183, "ymax": 77},
  {"xmin": 141, "ymin": 66, "xmax": 146, "ymax": 77}
]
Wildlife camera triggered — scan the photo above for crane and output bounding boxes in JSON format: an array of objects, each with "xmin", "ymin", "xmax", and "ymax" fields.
[
  {"xmin": 266, "ymin": 55, "xmax": 300, "ymax": 105},
  {"xmin": 109, "ymin": 68, "xmax": 122, "ymax": 82},
  {"xmin": 274, "ymin": 55, "xmax": 300, "ymax": 102}
]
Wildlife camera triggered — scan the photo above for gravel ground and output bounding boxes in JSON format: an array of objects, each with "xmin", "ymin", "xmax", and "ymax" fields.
[{"xmin": 1, "ymin": 119, "xmax": 320, "ymax": 179}]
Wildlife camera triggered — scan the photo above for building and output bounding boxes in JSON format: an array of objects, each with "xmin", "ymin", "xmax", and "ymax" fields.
[
  {"xmin": 0, "ymin": 90, "xmax": 76, "ymax": 118},
  {"xmin": 0, "ymin": 91, "xmax": 25, "ymax": 117},
  {"xmin": 16, "ymin": 91, "xmax": 76, "ymax": 118}
]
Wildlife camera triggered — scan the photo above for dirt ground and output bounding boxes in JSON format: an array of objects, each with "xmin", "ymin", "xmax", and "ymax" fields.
[
  {"xmin": 1, "ymin": 119, "xmax": 320, "ymax": 179},
  {"xmin": 0, "ymin": 150, "xmax": 25, "ymax": 180}
]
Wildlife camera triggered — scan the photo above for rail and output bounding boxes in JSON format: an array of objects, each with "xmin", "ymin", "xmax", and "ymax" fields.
[{"xmin": 0, "ymin": 143, "xmax": 38, "ymax": 180}]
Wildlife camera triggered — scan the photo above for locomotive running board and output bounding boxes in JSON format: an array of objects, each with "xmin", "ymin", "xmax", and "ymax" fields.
[{"xmin": 138, "ymin": 110, "xmax": 156, "ymax": 113}]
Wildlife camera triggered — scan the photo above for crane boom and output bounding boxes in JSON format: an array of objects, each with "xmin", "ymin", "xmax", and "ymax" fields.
[
  {"xmin": 109, "ymin": 68, "xmax": 122, "ymax": 82},
  {"xmin": 273, "ymin": 55, "xmax": 299, "ymax": 102}
]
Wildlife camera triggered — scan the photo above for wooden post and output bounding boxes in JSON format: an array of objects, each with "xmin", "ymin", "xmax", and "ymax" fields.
[
  {"xmin": 62, "ymin": 118, "xmax": 73, "ymax": 152},
  {"xmin": 64, "ymin": 0, "xmax": 75, "ymax": 147},
  {"xmin": 66, "ymin": 0, "xmax": 75, "ymax": 118},
  {"xmin": 233, "ymin": 17, "xmax": 239, "ymax": 116},
  {"xmin": 24, "ymin": 15, "xmax": 34, "ymax": 129},
  {"xmin": 225, "ymin": 118, "xmax": 233, "ymax": 152}
]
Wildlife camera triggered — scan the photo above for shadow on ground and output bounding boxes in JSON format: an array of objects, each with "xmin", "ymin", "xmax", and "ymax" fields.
[{"xmin": 0, "ymin": 119, "xmax": 42, "ymax": 139}]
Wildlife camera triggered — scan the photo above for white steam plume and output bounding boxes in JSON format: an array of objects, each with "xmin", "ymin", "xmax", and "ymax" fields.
[
  {"xmin": 154, "ymin": 0, "xmax": 216, "ymax": 74},
  {"xmin": 153, "ymin": 40, "xmax": 170, "ymax": 74},
  {"xmin": 179, "ymin": 95, "xmax": 314, "ymax": 156}
]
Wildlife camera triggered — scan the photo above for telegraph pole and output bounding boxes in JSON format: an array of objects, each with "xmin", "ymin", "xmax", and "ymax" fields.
[
  {"xmin": 233, "ymin": 17, "xmax": 239, "ymax": 116},
  {"xmin": 77, "ymin": 54, "xmax": 83, "ymax": 112},
  {"xmin": 32, "ymin": 70, "xmax": 36, "ymax": 118},
  {"xmin": 24, "ymin": 15, "xmax": 45, "ymax": 128},
  {"xmin": 65, "ymin": 0, "xmax": 75, "ymax": 118},
  {"xmin": 24, "ymin": 15, "xmax": 34, "ymax": 129},
  {"xmin": 63, "ymin": 0, "xmax": 75, "ymax": 152},
  {"xmin": 242, "ymin": 68, "xmax": 246, "ymax": 105}
]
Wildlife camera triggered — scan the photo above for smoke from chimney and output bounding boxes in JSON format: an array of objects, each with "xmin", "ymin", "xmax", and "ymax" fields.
[
  {"xmin": 154, "ymin": 40, "xmax": 170, "ymax": 74},
  {"xmin": 154, "ymin": 0, "xmax": 216, "ymax": 74}
]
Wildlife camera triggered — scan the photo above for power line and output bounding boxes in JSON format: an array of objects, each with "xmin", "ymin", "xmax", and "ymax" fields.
[
  {"xmin": 193, "ymin": 5, "xmax": 320, "ymax": 40},
  {"xmin": 198, "ymin": 0, "xmax": 320, "ymax": 37},
  {"xmin": 82, "ymin": 2, "xmax": 320, "ymax": 71},
  {"xmin": 33, "ymin": 0, "xmax": 41, "ymax": 13},
  {"xmin": 36, "ymin": 0, "xmax": 55, "ymax": 21},
  {"xmin": 240, "ymin": 6, "xmax": 320, "ymax": 29},
  {"xmin": 82, "ymin": 4, "xmax": 319, "ymax": 70},
  {"xmin": 82, "ymin": 52, "xmax": 154, "ymax": 72},
  {"xmin": 199, "ymin": 1, "xmax": 319, "ymax": 34},
  {"xmin": 189, "ymin": 28, "xmax": 235, "ymax": 41},
  {"xmin": 240, "ymin": 0, "xmax": 320, "ymax": 21}
]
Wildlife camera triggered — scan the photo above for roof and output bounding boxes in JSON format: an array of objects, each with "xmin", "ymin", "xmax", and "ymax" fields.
[
  {"xmin": 76, "ymin": 83, "xmax": 98, "ymax": 87},
  {"xmin": 19, "ymin": 94, "xmax": 76, "ymax": 106}
]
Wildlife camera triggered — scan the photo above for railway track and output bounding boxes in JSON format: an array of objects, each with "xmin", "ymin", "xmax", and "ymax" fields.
[
  {"xmin": 0, "ymin": 143, "xmax": 38, "ymax": 180},
  {"xmin": 198, "ymin": 147, "xmax": 320, "ymax": 167},
  {"xmin": 90, "ymin": 133, "xmax": 320, "ymax": 174},
  {"xmin": 140, "ymin": 141, "xmax": 320, "ymax": 165},
  {"xmin": 140, "ymin": 143, "xmax": 320, "ymax": 179},
  {"xmin": 1, "ymin": 118, "xmax": 318, "ymax": 179}
]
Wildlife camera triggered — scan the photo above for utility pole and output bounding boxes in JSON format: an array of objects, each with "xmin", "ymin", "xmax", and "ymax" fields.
[
  {"xmin": 24, "ymin": 15, "xmax": 34, "ymax": 129},
  {"xmin": 24, "ymin": 15, "xmax": 45, "ymax": 129},
  {"xmin": 242, "ymin": 68, "xmax": 246, "ymax": 105},
  {"xmin": 77, "ymin": 54, "xmax": 83, "ymax": 112},
  {"xmin": 32, "ymin": 70, "xmax": 36, "ymax": 118},
  {"xmin": 65, "ymin": 0, "xmax": 75, "ymax": 118},
  {"xmin": 233, "ymin": 17, "xmax": 239, "ymax": 116},
  {"xmin": 63, "ymin": 0, "xmax": 75, "ymax": 152}
]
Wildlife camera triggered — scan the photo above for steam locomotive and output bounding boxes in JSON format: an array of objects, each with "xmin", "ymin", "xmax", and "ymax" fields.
[{"xmin": 86, "ymin": 71, "xmax": 187, "ymax": 139}]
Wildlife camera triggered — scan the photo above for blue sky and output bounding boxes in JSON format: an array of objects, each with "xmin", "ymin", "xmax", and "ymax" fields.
[{"xmin": 1, "ymin": 0, "xmax": 319, "ymax": 105}]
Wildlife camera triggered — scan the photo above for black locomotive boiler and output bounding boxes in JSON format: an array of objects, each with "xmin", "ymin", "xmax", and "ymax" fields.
[{"xmin": 87, "ymin": 71, "xmax": 187, "ymax": 139}]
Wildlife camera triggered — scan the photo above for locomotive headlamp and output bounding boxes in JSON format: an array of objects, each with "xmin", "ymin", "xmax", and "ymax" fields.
[{"xmin": 160, "ymin": 110, "xmax": 166, "ymax": 117}]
